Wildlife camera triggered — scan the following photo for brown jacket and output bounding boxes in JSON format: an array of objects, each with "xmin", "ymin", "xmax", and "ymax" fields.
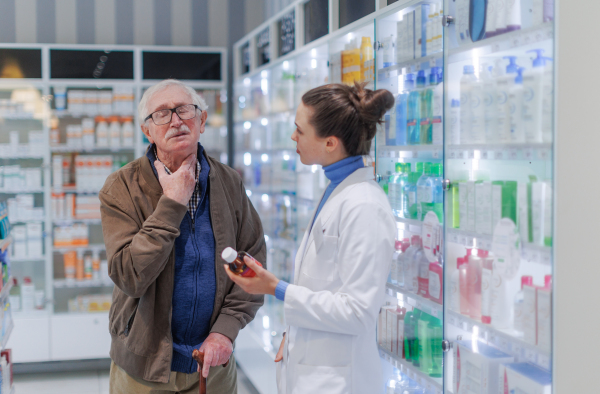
[{"xmin": 99, "ymin": 150, "xmax": 265, "ymax": 383}]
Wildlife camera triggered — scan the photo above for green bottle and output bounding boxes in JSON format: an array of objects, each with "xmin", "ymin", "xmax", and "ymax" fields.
[
  {"xmin": 417, "ymin": 312, "xmax": 432, "ymax": 374},
  {"xmin": 428, "ymin": 317, "xmax": 443, "ymax": 377},
  {"xmin": 410, "ymin": 309, "xmax": 422, "ymax": 367},
  {"xmin": 403, "ymin": 311, "xmax": 413, "ymax": 361}
]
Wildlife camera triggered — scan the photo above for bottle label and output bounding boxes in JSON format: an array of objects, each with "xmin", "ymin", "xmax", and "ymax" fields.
[{"xmin": 429, "ymin": 271, "xmax": 441, "ymax": 300}]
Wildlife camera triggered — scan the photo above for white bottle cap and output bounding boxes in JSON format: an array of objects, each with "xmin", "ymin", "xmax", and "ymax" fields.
[{"xmin": 221, "ymin": 247, "xmax": 237, "ymax": 263}]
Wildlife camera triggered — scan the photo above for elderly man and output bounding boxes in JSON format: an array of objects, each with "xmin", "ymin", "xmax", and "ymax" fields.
[{"xmin": 100, "ymin": 79, "xmax": 265, "ymax": 393}]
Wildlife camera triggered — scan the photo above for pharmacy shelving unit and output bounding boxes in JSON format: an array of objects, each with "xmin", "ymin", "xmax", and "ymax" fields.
[
  {"xmin": 234, "ymin": 0, "xmax": 559, "ymax": 393},
  {"xmin": 0, "ymin": 43, "xmax": 227, "ymax": 365}
]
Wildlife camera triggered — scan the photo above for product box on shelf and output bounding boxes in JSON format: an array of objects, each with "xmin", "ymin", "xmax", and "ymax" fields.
[
  {"xmin": 454, "ymin": 340, "xmax": 514, "ymax": 394},
  {"xmin": 536, "ymin": 286, "xmax": 552, "ymax": 352},
  {"xmin": 522, "ymin": 284, "xmax": 537, "ymax": 345},
  {"xmin": 68, "ymin": 293, "xmax": 111, "ymax": 313},
  {"xmin": 499, "ymin": 362, "xmax": 551, "ymax": 394}
]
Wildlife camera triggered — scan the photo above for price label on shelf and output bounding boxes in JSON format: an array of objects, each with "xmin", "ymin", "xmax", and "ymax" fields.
[
  {"xmin": 482, "ymin": 150, "xmax": 489, "ymax": 160},
  {"xmin": 538, "ymin": 354, "xmax": 551, "ymax": 370},
  {"xmin": 390, "ymin": 151, "xmax": 396, "ymax": 158},
  {"xmin": 494, "ymin": 150, "xmax": 504, "ymax": 160},
  {"xmin": 521, "ymin": 248, "xmax": 530, "ymax": 261},
  {"xmin": 492, "ymin": 43, "xmax": 501, "ymax": 53},
  {"xmin": 432, "ymin": 150, "xmax": 440, "ymax": 159},
  {"xmin": 448, "ymin": 315, "xmax": 457, "ymax": 327},
  {"xmin": 457, "ymin": 151, "xmax": 465, "ymax": 160},
  {"xmin": 524, "ymin": 149, "xmax": 533, "ymax": 160},
  {"xmin": 509, "ymin": 149, "xmax": 518, "ymax": 160},
  {"xmin": 387, "ymin": 288, "xmax": 394, "ymax": 297},
  {"xmin": 449, "ymin": 150, "xmax": 456, "ymax": 159},
  {"xmin": 451, "ymin": 232, "xmax": 459, "ymax": 244},
  {"xmin": 426, "ymin": 381, "xmax": 433, "ymax": 391},
  {"xmin": 511, "ymin": 36, "xmax": 521, "ymax": 48},
  {"xmin": 412, "ymin": 151, "xmax": 419, "ymax": 158},
  {"xmin": 538, "ymin": 148, "xmax": 550, "ymax": 160},
  {"xmin": 542, "ymin": 252, "xmax": 551, "ymax": 265},
  {"xmin": 429, "ymin": 58, "xmax": 437, "ymax": 68},
  {"xmin": 468, "ymin": 150, "xmax": 475, "ymax": 159},
  {"xmin": 525, "ymin": 348, "xmax": 537, "ymax": 364}
]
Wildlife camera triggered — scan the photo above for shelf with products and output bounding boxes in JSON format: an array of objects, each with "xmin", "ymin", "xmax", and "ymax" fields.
[
  {"xmin": 379, "ymin": 347, "xmax": 443, "ymax": 394},
  {"xmin": 53, "ymin": 279, "xmax": 113, "ymax": 289},
  {"xmin": 53, "ymin": 219, "xmax": 101, "ymax": 226},
  {"xmin": 386, "ymin": 283, "xmax": 443, "ymax": 320},
  {"xmin": 0, "ymin": 189, "xmax": 44, "ymax": 194},
  {"xmin": 377, "ymin": 52, "xmax": 444, "ymax": 79},
  {"xmin": 50, "ymin": 145, "xmax": 135, "ymax": 153},
  {"xmin": 448, "ymin": 23, "xmax": 554, "ymax": 62},
  {"xmin": 9, "ymin": 256, "xmax": 45, "ymax": 263},
  {"xmin": 446, "ymin": 228, "xmax": 551, "ymax": 266},
  {"xmin": 446, "ymin": 143, "xmax": 552, "ymax": 161},
  {"xmin": 446, "ymin": 310, "xmax": 551, "ymax": 371},
  {"xmin": 53, "ymin": 244, "xmax": 105, "ymax": 254}
]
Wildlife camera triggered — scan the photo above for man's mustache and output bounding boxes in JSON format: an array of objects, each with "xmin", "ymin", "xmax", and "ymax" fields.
[{"xmin": 165, "ymin": 125, "xmax": 191, "ymax": 139}]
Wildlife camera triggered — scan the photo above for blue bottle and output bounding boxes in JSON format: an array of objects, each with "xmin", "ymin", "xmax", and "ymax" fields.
[
  {"xmin": 416, "ymin": 162, "xmax": 432, "ymax": 220},
  {"xmin": 408, "ymin": 73, "xmax": 421, "ymax": 145},
  {"xmin": 394, "ymin": 74, "xmax": 413, "ymax": 146}
]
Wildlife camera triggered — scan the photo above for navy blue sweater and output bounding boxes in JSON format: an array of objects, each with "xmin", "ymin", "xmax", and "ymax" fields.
[{"xmin": 147, "ymin": 144, "xmax": 216, "ymax": 373}]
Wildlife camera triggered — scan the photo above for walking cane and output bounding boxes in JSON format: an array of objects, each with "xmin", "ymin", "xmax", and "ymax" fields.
[{"xmin": 192, "ymin": 349, "xmax": 230, "ymax": 394}]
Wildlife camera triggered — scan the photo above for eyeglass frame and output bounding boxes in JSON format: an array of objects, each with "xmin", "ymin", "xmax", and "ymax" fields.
[{"xmin": 144, "ymin": 104, "xmax": 201, "ymax": 125}]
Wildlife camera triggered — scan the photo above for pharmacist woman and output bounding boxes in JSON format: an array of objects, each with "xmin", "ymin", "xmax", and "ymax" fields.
[{"xmin": 224, "ymin": 83, "xmax": 397, "ymax": 394}]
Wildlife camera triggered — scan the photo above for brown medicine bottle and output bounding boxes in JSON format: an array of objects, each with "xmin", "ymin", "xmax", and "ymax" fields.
[{"xmin": 221, "ymin": 247, "xmax": 262, "ymax": 277}]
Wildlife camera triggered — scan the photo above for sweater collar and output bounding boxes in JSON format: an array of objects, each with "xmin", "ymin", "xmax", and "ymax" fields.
[{"xmin": 322, "ymin": 156, "xmax": 365, "ymax": 185}]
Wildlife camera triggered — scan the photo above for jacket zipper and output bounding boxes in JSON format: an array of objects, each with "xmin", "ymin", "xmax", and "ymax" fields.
[{"xmin": 124, "ymin": 303, "xmax": 139, "ymax": 337}]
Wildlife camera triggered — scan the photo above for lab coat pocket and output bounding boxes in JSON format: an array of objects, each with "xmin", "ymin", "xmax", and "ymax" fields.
[
  {"xmin": 306, "ymin": 234, "xmax": 338, "ymax": 281},
  {"xmin": 292, "ymin": 364, "xmax": 351, "ymax": 394}
]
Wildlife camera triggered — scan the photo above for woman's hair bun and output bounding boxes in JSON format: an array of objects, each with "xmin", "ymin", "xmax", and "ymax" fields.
[
  {"xmin": 352, "ymin": 82, "xmax": 395, "ymax": 125},
  {"xmin": 301, "ymin": 82, "xmax": 395, "ymax": 156}
]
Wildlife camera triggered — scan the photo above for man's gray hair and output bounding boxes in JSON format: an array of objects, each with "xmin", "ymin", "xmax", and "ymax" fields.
[{"xmin": 137, "ymin": 79, "xmax": 208, "ymax": 125}]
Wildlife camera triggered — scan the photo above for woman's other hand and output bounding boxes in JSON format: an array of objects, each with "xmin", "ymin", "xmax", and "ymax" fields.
[{"xmin": 274, "ymin": 335, "xmax": 285, "ymax": 362}]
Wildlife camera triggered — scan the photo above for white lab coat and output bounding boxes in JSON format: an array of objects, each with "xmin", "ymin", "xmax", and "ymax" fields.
[{"xmin": 276, "ymin": 167, "xmax": 396, "ymax": 394}]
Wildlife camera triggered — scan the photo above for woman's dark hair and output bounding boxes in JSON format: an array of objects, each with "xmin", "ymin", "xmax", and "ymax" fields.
[{"xmin": 301, "ymin": 82, "xmax": 394, "ymax": 156}]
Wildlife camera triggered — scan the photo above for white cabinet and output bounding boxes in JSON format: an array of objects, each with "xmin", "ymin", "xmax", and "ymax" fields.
[
  {"xmin": 7, "ymin": 316, "xmax": 50, "ymax": 363},
  {"xmin": 50, "ymin": 313, "xmax": 110, "ymax": 360}
]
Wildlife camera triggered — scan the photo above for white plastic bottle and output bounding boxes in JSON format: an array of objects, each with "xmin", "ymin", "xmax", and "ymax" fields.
[
  {"xmin": 391, "ymin": 241, "xmax": 403, "ymax": 285},
  {"xmin": 459, "ymin": 65, "xmax": 474, "ymax": 144},
  {"xmin": 405, "ymin": 236, "xmax": 422, "ymax": 293},
  {"xmin": 431, "ymin": 68, "xmax": 444, "ymax": 145},
  {"xmin": 508, "ymin": 67, "xmax": 525, "ymax": 143},
  {"xmin": 523, "ymin": 49, "xmax": 553, "ymax": 143},
  {"xmin": 109, "ymin": 117, "xmax": 122, "ymax": 149},
  {"xmin": 505, "ymin": 0, "xmax": 522, "ymax": 32},
  {"xmin": 514, "ymin": 275, "xmax": 533, "ymax": 336},
  {"xmin": 495, "ymin": 0, "xmax": 507, "ymax": 35},
  {"xmin": 469, "ymin": 69, "xmax": 485, "ymax": 144},
  {"xmin": 481, "ymin": 64, "xmax": 497, "ymax": 144},
  {"xmin": 495, "ymin": 57, "xmax": 519, "ymax": 143},
  {"xmin": 21, "ymin": 276, "xmax": 35, "ymax": 311},
  {"xmin": 449, "ymin": 99, "xmax": 460, "ymax": 145},
  {"xmin": 485, "ymin": 0, "xmax": 498, "ymax": 38}
]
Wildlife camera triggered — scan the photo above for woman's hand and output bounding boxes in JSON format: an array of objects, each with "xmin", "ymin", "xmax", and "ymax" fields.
[
  {"xmin": 224, "ymin": 256, "xmax": 280, "ymax": 296},
  {"xmin": 274, "ymin": 334, "xmax": 285, "ymax": 362}
]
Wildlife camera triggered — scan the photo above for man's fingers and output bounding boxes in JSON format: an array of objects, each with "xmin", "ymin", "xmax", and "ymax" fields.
[
  {"xmin": 154, "ymin": 161, "xmax": 167, "ymax": 178},
  {"xmin": 202, "ymin": 349, "xmax": 213, "ymax": 378}
]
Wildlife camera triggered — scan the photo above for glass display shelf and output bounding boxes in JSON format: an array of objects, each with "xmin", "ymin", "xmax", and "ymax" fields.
[
  {"xmin": 53, "ymin": 279, "xmax": 113, "ymax": 288},
  {"xmin": 53, "ymin": 218, "xmax": 101, "ymax": 226},
  {"xmin": 53, "ymin": 244, "xmax": 105, "ymax": 253},
  {"xmin": 386, "ymin": 283, "xmax": 443, "ymax": 320},
  {"xmin": 380, "ymin": 347, "xmax": 443, "ymax": 394},
  {"xmin": 9, "ymin": 256, "xmax": 45, "ymax": 263}
]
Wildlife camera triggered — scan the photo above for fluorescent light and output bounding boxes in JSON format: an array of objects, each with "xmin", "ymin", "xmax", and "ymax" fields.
[{"xmin": 243, "ymin": 152, "xmax": 252, "ymax": 166}]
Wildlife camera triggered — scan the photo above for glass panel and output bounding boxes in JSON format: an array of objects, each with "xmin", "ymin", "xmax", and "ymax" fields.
[
  {"xmin": 142, "ymin": 51, "xmax": 221, "ymax": 81},
  {"xmin": 339, "ymin": 0, "xmax": 375, "ymax": 28},
  {"xmin": 50, "ymin": 50, "xmax": 134, "ymax": 80},
  {"xmin": 304, "ymin": 0, "xmax": 329, "ymax": 44},
  {"xmin": 0, "ymin": 49, "xmax": 42, "ymax": 79},
  {"xmin": 443, "ymin": 0, "xmax": 554, "ymax": 391},
  {"xmin": 232, "ymin": 44, "xmax": 328, "ymax": 352},
  {"xmin": 375, "ymin": 3, "xmax": 445, "ymax": 393}
]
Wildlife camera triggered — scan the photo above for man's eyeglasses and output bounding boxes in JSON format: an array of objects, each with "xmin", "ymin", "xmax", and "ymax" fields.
[{"xmin": 145, "ymin": 104, "xmax": 200, "ymax": 126}]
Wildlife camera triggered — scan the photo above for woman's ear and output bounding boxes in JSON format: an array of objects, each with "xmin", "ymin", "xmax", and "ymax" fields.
[{"xmin": 325, "ymin": 137, "xmax": 338, "ymax": 153}]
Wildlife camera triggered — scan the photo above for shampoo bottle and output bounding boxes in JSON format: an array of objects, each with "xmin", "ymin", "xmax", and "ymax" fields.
[
  {"xmin": 481, "ymin": 64, "xmax": 498, "ymax": 143},
  {"xmin": 407, "ymin": 74, "xmax": 421, "ymax": 145},
  {"xmin": 459, "ymin": 65, "xmax": 475, "ymax": 144},
  {"xmin": 514, "ymin": 275, "xmax": 533, "ymax": 336},
  {"xmin": 495, "ymin": 57, "xmax": 519, "ymax": 143},
  {"xmin": 508, "ymin": 67, "xmax": 525, "ymax": 143},
  {"xmin": 418, "ymin": 71, "xmax": 432, "ymax": 144},
  {"xmin": 449, "ymin": 99, "xmax": 461, "ymax": 145}
]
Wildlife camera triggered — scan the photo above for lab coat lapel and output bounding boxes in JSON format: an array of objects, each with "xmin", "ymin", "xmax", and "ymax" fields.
[{"xmin": 293, "ymin": 167, "xmax": 374, "ymax": 283}]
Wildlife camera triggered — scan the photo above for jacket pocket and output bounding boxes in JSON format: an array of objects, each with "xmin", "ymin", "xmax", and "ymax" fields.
[
  {"xmin": 123, "ymin": 303, "xmax": 138, "ymax": 337},
  {"xmin": 305, "ymin": 235, "xmax": 338, "ymax": 281},
  {"xmin": 292, "ymin": 364, "xmax": 351, "ymax": 394}
]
